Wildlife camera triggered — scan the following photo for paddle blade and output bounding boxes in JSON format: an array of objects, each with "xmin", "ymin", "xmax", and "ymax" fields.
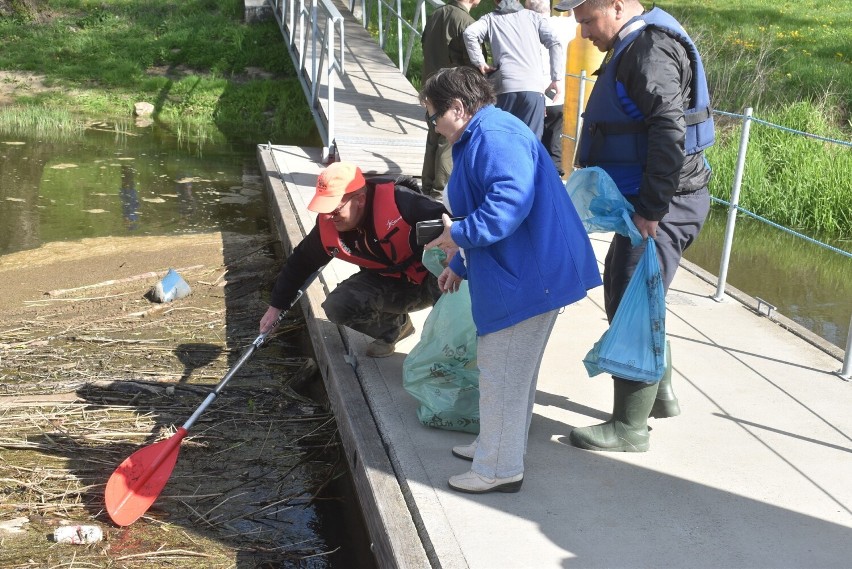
[{"xmin": 105, "ymin": 428, "xmax": 187, "ymax": 526}]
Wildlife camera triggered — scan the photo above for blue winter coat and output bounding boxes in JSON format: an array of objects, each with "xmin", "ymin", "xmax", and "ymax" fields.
[{"xmin": 447, "ymin": 105, "xmax": 602, "ymax": 335}]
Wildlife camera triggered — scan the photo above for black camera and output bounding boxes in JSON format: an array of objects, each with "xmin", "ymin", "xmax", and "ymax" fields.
[{"xmin": 415, "ymin": 217, "xmax": 464, "ymax": 246}]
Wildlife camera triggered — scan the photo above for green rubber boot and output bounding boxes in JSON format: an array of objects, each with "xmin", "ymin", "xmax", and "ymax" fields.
[
  {"xmin": 650, "ymin": 340, "xmax": 680, "ymax": 419},
  {"xmin": 569, "ymin": 378, "xmax": 659, "ymax": 452}
]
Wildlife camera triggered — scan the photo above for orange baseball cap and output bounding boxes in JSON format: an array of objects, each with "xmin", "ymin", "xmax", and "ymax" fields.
[{"xmin": 307, "ymin": 162, "xmax": 367, "ymax": 213}]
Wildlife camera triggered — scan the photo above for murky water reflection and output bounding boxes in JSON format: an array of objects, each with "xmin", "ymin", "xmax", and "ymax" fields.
[
  {"xmin": 685, "ymin": 207, "xmax": 852, "ymax": 350},
  {"xmin": 0, "ymin": 126, "xmax": 268, "ymax": 255}
]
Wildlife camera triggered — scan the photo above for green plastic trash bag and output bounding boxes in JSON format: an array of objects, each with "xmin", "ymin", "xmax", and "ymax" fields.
[
  {"xmin": 583, "ymin": 238, "xmax": 667, "ymax": 383},
  {"xmin": 402, "ymin": 248, "xmax": 480, "ymax": 433},
  {"xmin": 566, "ymin": 167, "xmax": 643, "ymax": 246}
]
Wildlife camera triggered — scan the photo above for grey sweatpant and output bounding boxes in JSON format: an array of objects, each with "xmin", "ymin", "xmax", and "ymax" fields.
[{"xmin": 471, "ymin": 309, "xmax": 559, "ymax": 479}]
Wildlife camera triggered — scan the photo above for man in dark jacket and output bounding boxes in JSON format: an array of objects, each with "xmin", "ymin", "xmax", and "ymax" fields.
[
  {"xmin": 420, "ymin": 0, "xmax": 481, "ymax": 198},
  {"xmin": 260, "ymin": 162, "xmax": 447, "ymax": 358},
  {"xmin": 567, "ymin": 0, "xmax": 714, "ymax": 452}
]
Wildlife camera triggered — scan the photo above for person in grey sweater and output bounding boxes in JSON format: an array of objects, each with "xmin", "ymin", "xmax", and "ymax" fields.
[{"xmin": 463, "ymin": 0, "xmax": 564, "ymax": 139}]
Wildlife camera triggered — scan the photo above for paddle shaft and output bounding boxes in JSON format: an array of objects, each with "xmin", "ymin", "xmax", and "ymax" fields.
[{"xmin": 181, "ymin": 258, "xmax": 332, "ymax": 431}]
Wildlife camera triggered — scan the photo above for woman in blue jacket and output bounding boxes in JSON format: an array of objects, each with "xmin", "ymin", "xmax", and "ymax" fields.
[{"xmin": 420, "ymin": 66, "xmax": 601, "ymax": 493}]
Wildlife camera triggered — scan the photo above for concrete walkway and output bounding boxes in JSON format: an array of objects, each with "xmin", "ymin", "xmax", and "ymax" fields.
[{"xmin": 258, "ymin": 144, "xmax": 852, "ymax": 568}]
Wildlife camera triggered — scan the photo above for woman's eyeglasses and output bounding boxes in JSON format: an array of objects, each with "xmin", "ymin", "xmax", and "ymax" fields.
[{"xmin": 425, "ymin": 110, "xmax": 441, "ymax": 127}]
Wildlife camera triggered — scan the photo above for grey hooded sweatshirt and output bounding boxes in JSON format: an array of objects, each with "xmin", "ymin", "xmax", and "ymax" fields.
[{"xmin": 463, "ymin": 0, "xmax": 564, "ymax": 94}]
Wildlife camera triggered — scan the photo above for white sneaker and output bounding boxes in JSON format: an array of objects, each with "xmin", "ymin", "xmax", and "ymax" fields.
[
  {"xmin": 448, "ymin": 470, "xmax": 523, "ymax": 494},
  {"xmin": 451, "ymin": 441, "xmax": 476, "ymax": 461}
]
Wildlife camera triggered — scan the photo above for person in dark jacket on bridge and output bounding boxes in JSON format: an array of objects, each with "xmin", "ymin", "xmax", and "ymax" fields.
[
  {"xmin": 420, "ymin": 0, "xmax": 482, "ymax": 199},
  {"xmin": 566, "ymin": 0, "xmax": 715, "ymax": 452},
  {"xmin": 259, "ymin": 162, "xmax": 447, "ymax": 358}
]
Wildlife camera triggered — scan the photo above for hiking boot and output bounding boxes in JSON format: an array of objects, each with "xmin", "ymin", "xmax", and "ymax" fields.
[{"xmin": 365, "ymin": 316, "xmax": 415, "ymax": 358}]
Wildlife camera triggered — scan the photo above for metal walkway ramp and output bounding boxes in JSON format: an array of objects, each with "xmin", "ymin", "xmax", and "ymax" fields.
[{"xmin": 271, "ymin": 0, "xmax": 427, "ymax": 176}]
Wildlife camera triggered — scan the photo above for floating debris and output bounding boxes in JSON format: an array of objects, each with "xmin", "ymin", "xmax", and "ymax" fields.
[
  {"xmin": 141, "ymin": 197, "xmax": 166, "ymax": 203},
  {"xmin": 82, "ymin": 208, "xmax": 108, "ymax": 213},
  {"xmin": 2, "ymin": 141, "xmax": 26, "ymax": 145},
  {"xmin": 50, "ymin": 163, "xmax": 79, "ymax": 169},
  {"xmin": 5, "ymin": 197, "xmax": 25, "ymax": 202}
]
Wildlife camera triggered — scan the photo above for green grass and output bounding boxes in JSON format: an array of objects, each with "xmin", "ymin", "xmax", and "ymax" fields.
[
  {"xmin": 658, "ymin": 0, "xmax": 852, "ymax": 238},
  {"xmin": 662, "ymin": 0, "xmax": 851, "ymax": 115},
  {"xmin": 706, "ymin": 98, "xmax": 852, "ymax": 237},
  {"xmin": 0, "ymin": 105, "xmax": 87, "ymax": 139},
  {"xmin": 0, "ymin": 0, "xmax": 317, "ymax": 144}
]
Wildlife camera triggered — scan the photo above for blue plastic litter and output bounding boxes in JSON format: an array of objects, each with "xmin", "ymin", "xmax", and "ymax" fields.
[
  {"xmin": 566, "ymin": 167, "xmax": 643, "ymax": 246},
  {"xmin": 583, "ymin": 238, "xmax": 667, "ymax": 383},
  {"xmin": 151, "ymin": 269, "xmax": 192, "ymax": 303}
]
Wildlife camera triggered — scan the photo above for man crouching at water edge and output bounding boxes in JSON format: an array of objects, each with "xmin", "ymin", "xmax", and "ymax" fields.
[{"xmin": 259, "ymin": 162, "xmax": 448, "ymax": 358}]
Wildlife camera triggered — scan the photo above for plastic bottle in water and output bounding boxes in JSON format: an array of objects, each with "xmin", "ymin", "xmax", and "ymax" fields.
[{"xmin": 52, "ymin": 525, "xmax": 103, "ymax": 544}]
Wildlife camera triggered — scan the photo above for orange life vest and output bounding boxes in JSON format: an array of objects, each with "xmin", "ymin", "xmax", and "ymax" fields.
[{"xmin": 318, "ymin": 180, "xmax": 428, "ymax": 284}]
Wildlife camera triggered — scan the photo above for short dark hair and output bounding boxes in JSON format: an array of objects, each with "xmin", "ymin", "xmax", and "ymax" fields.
[{"xmin": 419, "ymin": 66, "xmax": 496, "ymax": 117}]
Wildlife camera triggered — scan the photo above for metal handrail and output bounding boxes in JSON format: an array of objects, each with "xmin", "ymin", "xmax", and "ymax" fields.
[
  {"xmin": 708, "ymin": 107, "xmax": 852, "ymax": 379},
  {"xmin": 271, "ymin": 0, "xmax": 345, "ymax": 161},
  {"xmin": 349, "ymin": 0, "xmax": 445, "ymax": 75}
]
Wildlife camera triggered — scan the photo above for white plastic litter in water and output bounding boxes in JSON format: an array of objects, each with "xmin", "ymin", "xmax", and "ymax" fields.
[{"xmin": 53, "ymin": 525, "xmax": 103, "ymax": 544}]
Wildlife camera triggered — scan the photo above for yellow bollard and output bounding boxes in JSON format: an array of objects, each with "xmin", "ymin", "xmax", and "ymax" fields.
[{"xmin": 562, "ymin": 27, "xmax": 606, "ymax": 175}]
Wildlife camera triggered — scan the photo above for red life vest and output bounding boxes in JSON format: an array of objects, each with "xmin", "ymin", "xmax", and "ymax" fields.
[{"xmin": 318, "ymin": 180, "xmax": 428, "ymax": 284}]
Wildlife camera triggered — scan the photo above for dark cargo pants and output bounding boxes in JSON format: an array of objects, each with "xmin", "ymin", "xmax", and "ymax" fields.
[{"xmin": 322, "ymin": 270, "xmax": 440, "ymax": 343}]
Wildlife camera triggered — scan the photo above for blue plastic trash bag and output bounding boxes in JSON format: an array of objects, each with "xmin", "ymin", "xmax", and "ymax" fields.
[
  {"xmin": 583, "ymin": 238, "xmax": 666, "ymax": 383},
  {"xmin": 566, "ymin": 167, "xmax": 643, "ymax": 246},
  {"xmin": 402, "ymin": 248, "xmax": 480, "ymax": 433}
]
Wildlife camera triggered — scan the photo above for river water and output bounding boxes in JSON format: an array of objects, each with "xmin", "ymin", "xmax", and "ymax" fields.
[
  {"xmin": 0, "ymin": 124, "xmax": 374, "ymax": 567},
  {"xmin": 684, "ymin": 207, "xmax": 851, "ymax": 351}
]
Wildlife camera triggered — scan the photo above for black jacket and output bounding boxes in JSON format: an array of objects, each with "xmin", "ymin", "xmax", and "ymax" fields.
[{"xmin": 616, "ymin": 28, "xmax": 712, "ymax": 220}]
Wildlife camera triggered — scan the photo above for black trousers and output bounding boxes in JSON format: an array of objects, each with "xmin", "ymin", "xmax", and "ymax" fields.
[
  {"xmin": 603, "ymin": 188, "xmax": 711, "ymax": 322},
  {"xmin": 542, "ymin": 104, "xmax": 565, "ymax": 177}
]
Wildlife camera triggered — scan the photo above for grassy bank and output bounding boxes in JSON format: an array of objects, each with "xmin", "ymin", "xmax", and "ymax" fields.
[{"xmin": 0, "ymin": 0, "xmax": 317, "ymax": 144}]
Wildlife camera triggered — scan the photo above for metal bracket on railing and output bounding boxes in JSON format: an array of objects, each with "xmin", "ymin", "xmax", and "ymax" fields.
[
  {"xmin": 755, "ymin": 297, "xmax": 776, "ymax": 319},
  {"xmin": 838, "ymin": 313, "xmax": 852, "ymax": 381}
]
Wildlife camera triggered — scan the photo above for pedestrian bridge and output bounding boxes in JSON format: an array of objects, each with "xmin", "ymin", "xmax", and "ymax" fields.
[{"xmin": 255, "ymin": 1, "xmax": 852, "ymax": 567}]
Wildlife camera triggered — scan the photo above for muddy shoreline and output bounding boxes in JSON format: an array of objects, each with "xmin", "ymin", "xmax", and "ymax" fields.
[{"xmin": 0, "ymin": 232, "xmax": 349, "ymax": 567}]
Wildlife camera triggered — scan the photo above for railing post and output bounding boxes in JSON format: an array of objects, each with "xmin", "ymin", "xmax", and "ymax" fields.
[
  {"xmin": 396, "ymin": 0, "xmax": 404, "ymax": 72},
  {"xmin": 378, "ymin": 0, "xmax": 385, "ymax": 48},
  {"xmin": 572, "ymin": 70, "xmax": 587, "ymax": 167},
  {"xmin": 839, "ymin": 313, "xmax": 851, "ymax": 380},
  {"xmin": 325, "ymin": 13, "xmax": 336, "ymax": 162},
  {"xmin": 310, "ymin": 0, "xmax": 319, "ymax": 102},
  {"xmin": 713, "ymin": 107, "xmax": 753, "ymax": 302}
]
